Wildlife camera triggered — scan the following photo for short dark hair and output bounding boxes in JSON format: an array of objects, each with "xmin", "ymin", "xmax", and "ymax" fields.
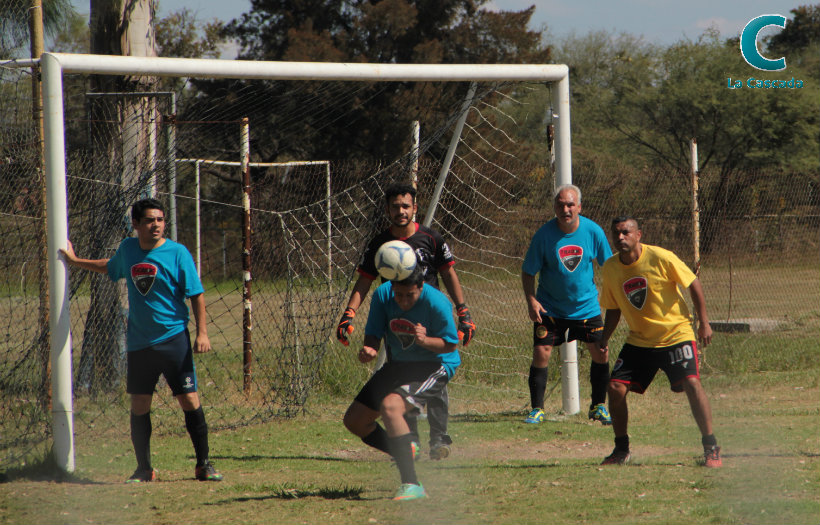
[
  {"xmin": 132, "ymin": 198, "xmax": 165, "ymax": 222},
  {"xmin": 384, "ymin": 182, "xmax": 416, "ymax": 205},
  {"xmin": 611, "ymin": 215, "xmax": 639, "ymax": 229},
  {"xmin": 394, "ymin": 263, "xmax": 424, "ymax": 287}
]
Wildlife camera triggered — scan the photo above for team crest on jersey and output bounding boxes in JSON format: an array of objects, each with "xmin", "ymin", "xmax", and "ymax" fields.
[
  {"xmin": 558, "ymin": 245, "xmax": 583, "ymax": 272},
  {"xmin": 131, "ymin": 263, "xmax": 158, "ymax": 296},
  {"xmin": 389, "ymin": 318, "xmax": 417, "ymax": 349},
  {"xmin": 623, "ymin": 276, "xmax": 647, "ymax": 309}
]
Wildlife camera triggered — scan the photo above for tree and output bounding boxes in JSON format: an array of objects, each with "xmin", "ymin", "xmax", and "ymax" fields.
[
  {"xmin": 76, "ymin": 0, "xmax": 160, "ymax": 394},
  {"xmin": 766, "ymin": 4, "xmax": 820, "ymax": 61},
  {"xmin": 155, "ymin": 8, "xmax": 224, "ymax": 59},
  {"xmin": 0, "ymin": 0, "xmax": 75, "ymax": 56},
  {"xmin": 194, "ymin": 0, "xmax": 550, "ymax": 162}
]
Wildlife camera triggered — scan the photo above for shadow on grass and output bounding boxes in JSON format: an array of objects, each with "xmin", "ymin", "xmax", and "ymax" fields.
[
  {"xmin": 451, "ymin": 411, "xmax": 526, "ymax": 423},
  {"xmin": 0, "ymin": 455, "xmax": 103, "ymax": 485},
  {"xmin": 206, "ymin": 483, "xmax": 365, "ymax": 504},
  {"xmin": 209, "ymin": 454, "xmax": 352, "ymax": 462}
]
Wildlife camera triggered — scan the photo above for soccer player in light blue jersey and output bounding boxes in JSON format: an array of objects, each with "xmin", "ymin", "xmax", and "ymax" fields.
[
  {"xmin": 343, "ymin": 265, "xmax": 459, "ymax": 501},
  {"xmin": 521, "ymin": 184, "xmax": 613, "ymax": 425},
  {"xmin": 60, "ymin": 198, "xmax": 222, "ymax": 483}
]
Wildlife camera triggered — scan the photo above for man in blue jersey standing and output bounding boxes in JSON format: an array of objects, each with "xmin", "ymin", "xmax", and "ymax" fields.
[
  {"xmin": 343, "ymin": 265, "xmax": 460, "ymax": 501},
  {"xmin": 521, "ymin": 184, "xmax": 613, "ymax": 425},
  {"xmin": 60, "ymin": 198, "xmax": 222, "ymax": 483}
]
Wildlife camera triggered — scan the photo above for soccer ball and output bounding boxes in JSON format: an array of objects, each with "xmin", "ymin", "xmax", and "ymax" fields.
[{"xmin": 375, "ymin": 240, "xmax": 417, "ymax": 281}]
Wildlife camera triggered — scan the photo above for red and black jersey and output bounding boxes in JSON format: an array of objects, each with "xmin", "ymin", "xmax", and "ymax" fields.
[{"xmin": 358, "ymin": 223, "xmax": 455, "ymax": 289}]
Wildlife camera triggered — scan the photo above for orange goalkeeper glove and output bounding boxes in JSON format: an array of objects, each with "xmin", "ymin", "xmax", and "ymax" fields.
[
  {"xmin": 336, "ymin": 307, "xmax": 356, "ymax": 346},
  {"xmin": 456, "ymin": 303, "xmax": 476, "ymax": 346}
]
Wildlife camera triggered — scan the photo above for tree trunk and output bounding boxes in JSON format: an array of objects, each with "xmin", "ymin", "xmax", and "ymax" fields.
[{"xmin": 79, "ymin": 0, "xmax": 157, "ymax": 395}]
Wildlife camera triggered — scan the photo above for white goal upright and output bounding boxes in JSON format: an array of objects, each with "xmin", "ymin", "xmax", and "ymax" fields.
[{"xmin": 39, "ymin": 53, "xmax": 575, "ymax": 473}]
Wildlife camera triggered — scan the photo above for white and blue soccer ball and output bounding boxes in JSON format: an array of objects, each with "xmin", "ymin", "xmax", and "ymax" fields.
[{"xmin": 375, "ymin": 240, "xmax": 417, "ymax": 281}]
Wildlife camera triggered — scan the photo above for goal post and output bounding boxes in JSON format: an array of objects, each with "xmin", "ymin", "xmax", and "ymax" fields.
[{"xmin": 39, "ymin": 52, "xmax": 575, "ymax": 473}]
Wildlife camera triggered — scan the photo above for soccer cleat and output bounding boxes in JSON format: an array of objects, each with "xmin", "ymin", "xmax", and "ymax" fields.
[
  {"xmin": 125, "ymin": 468, "xmax": 157, "ymax": 483},
  {"xmin": 392, "ymin": 483, "xmax": 428, "ymax": 501},
  {"xmin": 429, "ymin": 443, "xmax": 450, "ymax": 460},
  {"xmin": 524, "ymin": 408, "xmax": 545, "ymax": 424},
  {"xmin": 588, "ymin": 403, "xmax": 612, "ymax": 425},
  {"xmin": 195, "ymin": 461, "xmax": 224, "ymax": 482},
  {"xmin": 601, "ymin": 448, "xmax": 631, "ymax": 465},
  {"xmin": 703, "ymin": 446, "xmax": 722, "ymax": 468}
]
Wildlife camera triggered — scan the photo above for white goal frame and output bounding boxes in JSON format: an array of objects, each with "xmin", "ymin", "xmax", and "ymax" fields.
[{"xmin": 40, "ymin": 53, "xmax": 575, "ymax": 473}]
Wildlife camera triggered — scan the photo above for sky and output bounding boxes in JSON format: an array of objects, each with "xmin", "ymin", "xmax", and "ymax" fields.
[{"xmin": 69, "ymin": 0, "xmax": 806, "ymax": 56}]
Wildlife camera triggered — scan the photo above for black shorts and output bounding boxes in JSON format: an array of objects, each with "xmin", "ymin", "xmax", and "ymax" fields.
[
  {"xmin": 533, "ymin": 315, "xmax": 604, "ymax": 347},
  {"xmin": 127, "ymin": 330, "xmax": 198, "ymax": 396},
  {"xmin": 355, "ymin": 361, "xmax": 449, "ymax": 415},
  {"xmin": 610, "ymin": 341, "xmax": 700, "ymax": 394}
]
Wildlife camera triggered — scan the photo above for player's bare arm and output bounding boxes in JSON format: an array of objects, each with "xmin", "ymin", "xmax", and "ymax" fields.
[
  {"xmin": 439, "ymin": 265, "xmax": 465, "ymax": 305},
  {"xmin": 600, "ymin": 308, "xmax": 622, "ymax": 350},
  {"xmin": 59, "ymin": 240, "xmax": 109, "ymax": 274},
  {"xmin": 688, "ymin": 279, "xmax": 712, "ymax": 346},
  {"xmin": 413, "ymin": 323, "xmax": 456, "ymax": 354},
  {"xmin": 190, "ymin": 293, "xmax": 211, "ymax": 354},
  {"xmin": 358, "ymin": 335, "xmax": 380, "ymax": 363},
  {"xmin": 521, "ymin": 272, "xmax": 544, "ymax": 323},
  {"xmin": 346, "ymin": 275, "xmax": 375, "ymax": 312}
]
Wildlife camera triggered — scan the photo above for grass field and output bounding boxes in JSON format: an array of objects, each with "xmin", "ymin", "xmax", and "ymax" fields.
[{"xmin": 2, "ymin": 366, "xmax": 817, "ymax": 525}]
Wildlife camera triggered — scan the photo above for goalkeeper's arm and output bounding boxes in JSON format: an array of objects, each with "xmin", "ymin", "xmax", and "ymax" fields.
[{"xmin": 336, "ymin": 275, "xmax": 374, "ymax": 345}]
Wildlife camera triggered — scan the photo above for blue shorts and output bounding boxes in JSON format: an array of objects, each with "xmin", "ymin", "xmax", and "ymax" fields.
[
  {"xmin": 127, "ymin": 330, "xmax": 197, "ymax": 396},
  {"xmin": 610, "ymin": 341, "xmax": 700, "ymax": 394}
]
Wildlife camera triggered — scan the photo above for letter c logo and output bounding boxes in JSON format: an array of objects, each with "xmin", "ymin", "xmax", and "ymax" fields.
[{"xmin": 740, "ymin": 14, "xmax": 787, "ymax": 71}]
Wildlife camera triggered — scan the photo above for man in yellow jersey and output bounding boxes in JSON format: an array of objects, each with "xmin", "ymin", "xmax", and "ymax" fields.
[{"xmin": 598, "ymin": 216, "xmax": 721, "ymax": 467}]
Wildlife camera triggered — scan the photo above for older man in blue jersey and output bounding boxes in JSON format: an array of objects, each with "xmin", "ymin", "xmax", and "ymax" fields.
[{"xmin": 521, "ymin": 184, "xmax": 613, "ymax": 425}]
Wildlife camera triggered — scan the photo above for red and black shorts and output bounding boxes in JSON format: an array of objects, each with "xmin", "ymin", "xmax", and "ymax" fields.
[
  {"xmin": 532, "ymin": 315, "xmax": 604, "ymax": 347},
  {"xmin": 610, "ymin": 340, "xmax": 700, "ymax": 394},
  {"xmin": 127, "ymin": 330, "xmax": 198, "ymax": 396},
  {"xmin": 354, "ymin": 360, "xmax": 450, "ymax": 415}
]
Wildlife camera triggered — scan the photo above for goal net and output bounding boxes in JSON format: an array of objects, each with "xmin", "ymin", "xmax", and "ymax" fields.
[{"xmin": 0, "ymin": 54, "xmax": 576, "ymax": 471}]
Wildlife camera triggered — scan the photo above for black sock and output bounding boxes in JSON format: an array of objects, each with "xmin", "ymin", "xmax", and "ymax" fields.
[
  {"xmin": 589, "ymin": 362, "xmax": 610, "ymax": 407},
  {"xmin": 528, "ymin": 366, "xmax": 548, "ymax": 409},
  {"xmin": 184, "ymin": 407, "xmax": 209, "ymax": 467},
  {"xmin": 404, "ymin": 413, "xmax": 420, "ymax": 444},
  {"xmin": 614, "ymin": 435, "xmax": 630, "ymax": 452},
  {"xmin": 388, "ymin": 433, "xmax": 419, "ymax": 485},
  {"xmin": 130, "ymin": 412, "xmax": 152, "ymax": 471},
  {"xmin": 362, "ymin": 424, "xmax": 391, "ymax": 455},
  {"xmin": 701, "ymin": 434, "xmax": 718, "ymax": 449}
]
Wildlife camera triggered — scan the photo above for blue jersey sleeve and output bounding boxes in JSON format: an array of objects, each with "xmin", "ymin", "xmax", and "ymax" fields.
[
  {"xmin": 364, "ymin": 282, "xmax": 391, "ymax": 340},
  {"xmin": 176, "ymin": 246, "xmax": 204, "ymax": 298}
]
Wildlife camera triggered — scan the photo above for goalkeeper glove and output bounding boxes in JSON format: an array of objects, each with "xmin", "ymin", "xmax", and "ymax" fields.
[
  {"xmin": 336, "ymin": 307, "xmax": 356, "ymax": 346},
  {"xmin": 456, "ymin": 303, "xmax": 476, "ymax": 346}
]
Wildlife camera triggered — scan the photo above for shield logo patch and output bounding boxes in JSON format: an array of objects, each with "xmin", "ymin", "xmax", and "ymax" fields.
[
  {"xmin": 131, "ymin": 263, "xmax": 158, "ymax": 296},
  {"xmin": 389, "ymin": 318, "xmax": 417, "ymax": 349},
  {"xmin": 558, "ymin": 245, "xmax": 583, "ymax": 272},
  {"xmin": 623, "ymin": 276, "xmax": 647, "ymax": 309}
]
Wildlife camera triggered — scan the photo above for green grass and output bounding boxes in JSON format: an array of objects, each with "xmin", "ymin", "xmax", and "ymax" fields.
[{"xmin": 2, "ymin": 368, "xmax": 817, "ymax": 525}]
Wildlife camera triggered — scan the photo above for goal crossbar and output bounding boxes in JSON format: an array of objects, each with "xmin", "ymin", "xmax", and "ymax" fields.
[{"xmin": 38, "ymin": 52, "xmax": 575, "ymax": 474}]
